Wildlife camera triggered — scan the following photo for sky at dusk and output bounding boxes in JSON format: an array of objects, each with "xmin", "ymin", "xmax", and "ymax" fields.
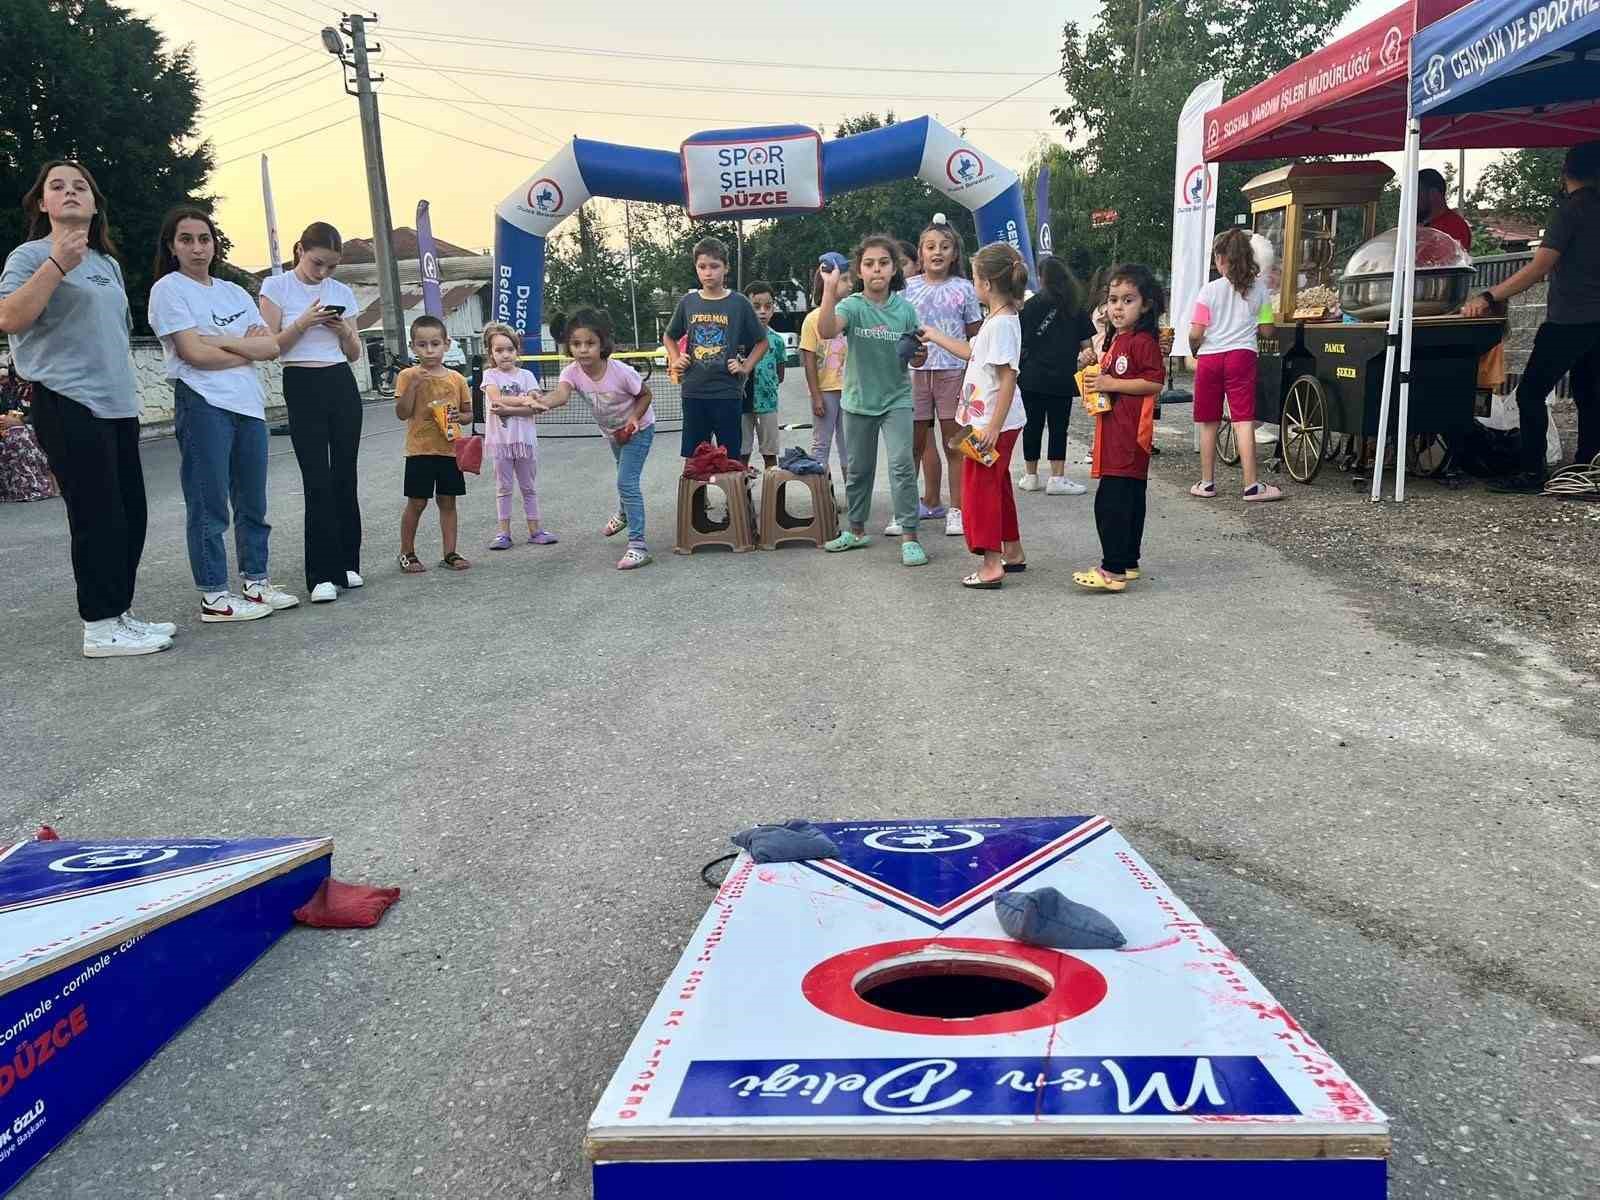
[{"xmin": 132, "ymin": 0, "xmax": 1415, "ymax": 269}]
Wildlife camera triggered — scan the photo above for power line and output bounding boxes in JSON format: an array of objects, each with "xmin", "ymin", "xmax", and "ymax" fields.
[
  {"xmin": 205, "ymin": 38, "xmax": 312, "ymax": 87},
  {"xmin": 211, "ymin": 99, "xmax": 348, "ymax": 151},
  {"xmin": 174, "ymin": 0, "xmax": 309, "ymax": 52},
  {"xmin": 382, "ymin": 57, "xmax": 560, "ymax": 149},
  {"xmin": 202, "ymin": 62, "xmax": 331, "ymax": 120},
  {"xmin": 950, "ymin": 71, "xmax": 1061, "ymax": 127},
  {"xmin": 380, "ymin": 113, "xmax": 538, "ymax": 161},
  {"xmin": 250, "ymin": 0, "xmax": 338, "ymax": 27},
  {"xmin": 217, "ymin": 116, "xmax": 355, "ymax": 167},
  {"xmin": 383, "ymin": 63, "xmax": 1061, "ymax": 103},
  {"xmin": 379, "ymin": 27, "xmax": 1052, "ymax": 76}
]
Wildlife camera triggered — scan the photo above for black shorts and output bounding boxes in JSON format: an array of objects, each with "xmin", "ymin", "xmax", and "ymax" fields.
[{"xmin": 404, "ymin": 454, "xmax": 465, "ymax": 499}]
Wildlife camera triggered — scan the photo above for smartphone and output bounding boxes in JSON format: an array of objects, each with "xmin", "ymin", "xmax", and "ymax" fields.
[{"xmin": 320, "ymin": 304, "xmax": 349, "ymax": 315}]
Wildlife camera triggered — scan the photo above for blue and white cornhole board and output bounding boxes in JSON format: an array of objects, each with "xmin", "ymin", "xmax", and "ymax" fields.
[
  {"xmin": 589, "ymin": 817, "xmax": 1388, "ymax": 1197},
  {"xmin": 0, "ymin": 836, "xmax": 331, "ymax": 1194}
]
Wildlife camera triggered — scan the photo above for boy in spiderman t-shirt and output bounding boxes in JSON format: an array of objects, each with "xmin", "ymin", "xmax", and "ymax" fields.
[{"xmin": 1075, "ymin": 265, "xmax": 1167, "ymax": 593}]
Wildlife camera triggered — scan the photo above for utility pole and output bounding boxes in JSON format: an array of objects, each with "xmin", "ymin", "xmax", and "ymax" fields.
[
  {"xmin": 324, "ymin": 16, "xmax": 405, "ymax": 358},
  {"xmin": 1131, "ymin": 0, "xmax": 1147, "ymax": 88}
]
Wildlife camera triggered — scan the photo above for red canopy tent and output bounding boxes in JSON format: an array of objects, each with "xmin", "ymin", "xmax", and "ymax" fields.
[{"xmin": 1203, "ymin": 0, "xmax": 1600, "ymax": 163}]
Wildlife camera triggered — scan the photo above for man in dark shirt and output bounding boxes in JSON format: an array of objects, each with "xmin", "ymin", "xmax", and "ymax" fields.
[
  {"xmin": 1418, "ymin": 168, "xmax": 1474, "ymax": 252},
  {"xmin": 1463, "ymin": 141, "xmax": 1600, "ymax": 491}
]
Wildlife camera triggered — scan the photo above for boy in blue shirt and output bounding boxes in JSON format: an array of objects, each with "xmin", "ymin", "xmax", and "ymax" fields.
[
  {"xmin": 743, "ymin": 281, "xmax": 787, "ymax": 468},
  {"xmin": 663, "ymin": 238, "xmax": 766, "ymax": 460}
]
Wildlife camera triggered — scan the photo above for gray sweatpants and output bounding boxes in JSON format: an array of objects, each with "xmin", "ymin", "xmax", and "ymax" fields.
[{"xmin": 843, "ymin": 406, "xmax": 918, "ymax": 533}]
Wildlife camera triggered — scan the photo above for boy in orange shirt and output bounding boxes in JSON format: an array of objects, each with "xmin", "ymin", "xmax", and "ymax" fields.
[{"xmin": 395, "ymin": 315, "xmax": 472, "ymax": 572}]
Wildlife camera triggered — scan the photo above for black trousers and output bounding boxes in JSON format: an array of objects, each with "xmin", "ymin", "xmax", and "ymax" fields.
[
  {"xmin": 1514, "ymin": 320, "xmax": 1600, "ymax": 474},
  {"xmin": 1094, "ymin": 474, "xmax": 1147, "ymax": 575},
  {"xmin": 1021, "ymin": 388, "xmax": 1071, "ymax": 463},
  {"xmin": 284, "ymin": 365, "xmax": 364, "ymax": 591},
  {"xmin": 29, "ymin": 383, "xmax": 148, "ymax": 622}
]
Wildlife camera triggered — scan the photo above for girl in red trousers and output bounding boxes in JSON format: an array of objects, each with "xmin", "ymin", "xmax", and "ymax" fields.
[
  {"xmin": 919, "ymin": 243, "xmax": 1030, "ymax": 589},
  {"xmin": 1075, "ymin": 264, "xmax": 1166, "ymax": 593}
]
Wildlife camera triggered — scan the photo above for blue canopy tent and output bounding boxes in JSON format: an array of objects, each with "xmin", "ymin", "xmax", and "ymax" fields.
[{"xmin": 1374, "ymin": 0, "xmax": 1600, "ymax": 499}]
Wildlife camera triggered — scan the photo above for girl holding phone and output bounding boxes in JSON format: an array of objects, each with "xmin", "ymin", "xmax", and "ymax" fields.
[{"xmin": 259, "ymin": 221, "xmax": 366, "ymax": 603}]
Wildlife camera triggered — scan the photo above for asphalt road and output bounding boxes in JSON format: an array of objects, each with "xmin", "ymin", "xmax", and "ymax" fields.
[{"xmin": 1, "ymin": 376, "xmax": 1596, "ymax": 1199}]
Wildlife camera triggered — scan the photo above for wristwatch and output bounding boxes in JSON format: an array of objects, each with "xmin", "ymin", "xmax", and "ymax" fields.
[{"xmin": 1479, "ymin": 289, "xmax": 1496, "ymax": 306}]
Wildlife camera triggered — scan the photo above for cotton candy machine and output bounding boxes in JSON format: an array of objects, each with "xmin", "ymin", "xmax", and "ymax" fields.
[{"xmin": 1339, "ymin": 227, "xmax": 1476, "ymax": 320}]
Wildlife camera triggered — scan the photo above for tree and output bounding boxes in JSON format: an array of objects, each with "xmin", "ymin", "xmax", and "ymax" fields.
[
  {"xmin": 1471, "ymin": 148, "xmax": 1567, "ymax": 222},
  {"xmin": 543, "ymin": 205, "xmax": 632, "ymax": 345},
  {"xmin": 1, "ymin": 0, "xmax": 216, "ymax": 331},
  {"xmin": 1051, "ymin": 0, "xmax": 1359, "ymax": 273}
]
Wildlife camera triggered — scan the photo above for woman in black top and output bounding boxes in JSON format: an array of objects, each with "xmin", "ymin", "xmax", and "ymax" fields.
[
  {"xmin": 1017, "ymin": 255, "xmax": 1097, "ymax": 495},
  {"xmin": 1463, "ymin": 139, "xmax": 1600, "ymax": 492}
]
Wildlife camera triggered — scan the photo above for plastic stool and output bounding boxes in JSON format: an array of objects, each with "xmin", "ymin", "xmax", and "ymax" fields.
[
  {"xmin": 757, "ymin": 469, "xmax": 838, "ymax": 550},
  {"xmin": 674, "ymin": 472, "xmax": 756, "ymax": 555}
]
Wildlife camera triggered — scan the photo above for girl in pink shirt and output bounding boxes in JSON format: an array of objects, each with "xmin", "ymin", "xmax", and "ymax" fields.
[
  {"xmin": 540, "ymin": 308, "xmax": 657, "ymax": 570},
  {"xmin": 482, "ymin": 323, "xmax": 557, "ymax": 549}
]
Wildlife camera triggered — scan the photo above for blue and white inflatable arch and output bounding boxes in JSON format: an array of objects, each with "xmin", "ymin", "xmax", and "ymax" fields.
[{"xmin": 494, "ymin": 117, "xmax": 1034, "ymax": 344}]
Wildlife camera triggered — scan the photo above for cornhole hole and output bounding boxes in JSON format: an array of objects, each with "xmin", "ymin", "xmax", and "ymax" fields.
[
  {"xmin": 0, "ymin": 836, "xmax": 331, "ymax": 1194},
  {"xmin": 588, "ymin": 817, "xmax": 1388, "ymax": 1197}
]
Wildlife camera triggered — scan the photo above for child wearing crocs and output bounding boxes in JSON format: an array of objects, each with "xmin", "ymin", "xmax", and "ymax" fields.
[
  {"xmin": 540, "ymin": 308, "xmax": 656, "ymax": 570},
  {"xmin": 1188, "ymin": 229, "xmax": 1281, "ymax": 503},
  {"xmin": 481, "ymin": 322, "xmax": 557, "ymax": 551},
  {"xmin": 816, "ymin": 235, "xmax": 928, "ymax": 567},
  {"xmin": 1075, "ymin": 265, "xmax": 1165, "ymax": 593}
]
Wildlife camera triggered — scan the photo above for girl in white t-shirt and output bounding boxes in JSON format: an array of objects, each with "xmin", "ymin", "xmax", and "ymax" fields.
[
  {"xmin": 1188, "ymin": 229, "xmax": 1281, "ymax": 501},
  {"xmin": 259, "ymin": 221, "xmax": 366, "ymax": 602},
  {"xmin": 918, "ymin": 243, "xmax": 1030, "ymax": 589},
  {"xmin": 538, "ymin": 308, "xmax": 656, "ymax": 570},
  {"xmin": 148, "ymin": 207, "xmax": 294, "ymax": 623}
]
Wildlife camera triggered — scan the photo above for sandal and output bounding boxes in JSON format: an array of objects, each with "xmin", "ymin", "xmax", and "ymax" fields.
[
  {"xmin": 1243, "ymin": 483, "xmax": 1284, "ymax": 502},
  {"xmin": 1002, "ymin": 560, "xmax": 1027, "ymax": 573},
  {"xmin": 602, "ymin": 512, "xmax": 627, "ymax": 537},
  {"xmin": 962, "ymin": 571, "xmax": 1003, "ymax": 590},
  {"xmin": 617, "ymin": 547, "xmax": 653, "ymax": 570},
  {"xmin": 1189, "ymin": 481, "xmax": 1217, "ymax": 498},
  {"xmin": 440, "ymin": 552, "xmax": 471, "ymax": 571},
  {"xmin": 397, "ymin": 552, "xmax": 426, "ymax": 574},
  {"xmin": 1123, "ymin": 567, "xmax": 1141, "ymax": 580},
  {"xmin": 1072, "ymin": 568, "xmax": 1127, "ymax": 592}
]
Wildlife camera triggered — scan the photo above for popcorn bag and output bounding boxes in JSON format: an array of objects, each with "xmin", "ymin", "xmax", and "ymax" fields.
[
  {"xmin": 1077, "ymin": 366, "xmax": 1111, "ymax": 415},
  {"xmin": 947, "ymin": 425, "xmax": 998, "ymax": 467}
]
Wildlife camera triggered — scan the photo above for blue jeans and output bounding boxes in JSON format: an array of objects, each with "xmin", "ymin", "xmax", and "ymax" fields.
[
  {"xmin": 174, "ymin": 382, "xmax": 271, "ymax": 591},
  {"xmin": 610, "ymin": 423, "xmax": 654, "ymax": 547}
]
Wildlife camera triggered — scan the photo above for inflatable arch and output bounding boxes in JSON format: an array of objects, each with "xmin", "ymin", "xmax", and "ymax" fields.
[{"xmin": 493, "ymin": 118, "xmax": 1035, "ymax": 345}]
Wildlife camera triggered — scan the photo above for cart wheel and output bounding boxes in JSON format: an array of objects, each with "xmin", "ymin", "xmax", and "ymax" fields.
[
  {"xmin": 1281, "ymin": 375, "xmax": 1328, "ymax": 483},
  {"xmin": 1216, "ymin": 400, "xmax": 1240, "ymax": 466},
  {"xmin": 1407, "ymin": 433, "xmax": 1450, "ymax": 478}
]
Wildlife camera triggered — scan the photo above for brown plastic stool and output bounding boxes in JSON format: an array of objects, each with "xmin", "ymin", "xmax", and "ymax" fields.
[
  {"xmin": 674, "ymin": 472, "xmax": 756, "ymax": 554},
  {"xmin": 757, "ymin": 469, "xmax": 839, "ymax": 550}
]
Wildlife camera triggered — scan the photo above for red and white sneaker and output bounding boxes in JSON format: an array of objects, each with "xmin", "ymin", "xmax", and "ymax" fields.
[
  {"xmin": 200, "ymin": 592, "xmax": 273, "ymax": 623},
  {"xmin": 240, "ymin": 578, "xmax": 300, "ymax": 610}
]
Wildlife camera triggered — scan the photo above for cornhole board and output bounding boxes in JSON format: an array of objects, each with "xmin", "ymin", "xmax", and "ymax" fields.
[
  {"xmin": 588, "ymin": 816, "xmax": 1388, "ymax": 1197},
  {"xmin": 0, "ymin": 836, "xmax": 331, "ymax": 1194}
]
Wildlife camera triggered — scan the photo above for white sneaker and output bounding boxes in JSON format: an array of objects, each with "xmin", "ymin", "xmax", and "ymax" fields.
[
  {"xmin": 345, "ymin": 570, "xmax": 365, "ymax": 589},
  {"xmin": 83, "ymin": 618, "xmax": 170, "ymax": 658},
  {"xmin": 945, "ymin": 508, "xmax": 964, "ymax": 536},
  {"xmin": 1018, "ymin": 473, "xmax": 1043, "ymax": 492},
  {"xmin": 121, "ymin": 611, "xmax": 177, "ymax": 638},
  {"xmin": 884, "ymin": 519, "xmax": 904, "ymax": 536},
  {"xmin": 1046, "ymin": 476, "xmax": 1087, "ymax": 496},
  {"xmin": 310, "ymin": 582, "xmax": 338, "ymax": 603},
  {"xmin": 200, "ymin": 592, "xmax": 273, "ymax": 623},
  {"xmin": 240, "ymin": 578, "xmax": 300, "ymax": 610}
]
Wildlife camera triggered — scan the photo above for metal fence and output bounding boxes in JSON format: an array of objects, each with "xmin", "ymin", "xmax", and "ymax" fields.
[{"xmin": 513, "ymin": 349, "xmax": 681, "ymax": 435}]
